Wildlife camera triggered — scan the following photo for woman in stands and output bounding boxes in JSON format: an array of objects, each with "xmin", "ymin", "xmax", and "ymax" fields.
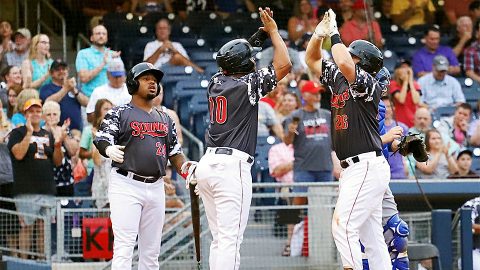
[
  {"xmin": 288, "ymin": 0, "xmax": 318, "ymax": 43},
  {"xmin": 6, "ymin": 87, "xmax": 18, "ymax": 121},
  {"xmin": 21, "ymin": 34, "xmax": 53, "ymax": 90},
  {"xmin": 416, "ymin": 129, "xmax": 459, "ymax": 179},
  {"xmin": 276, "ymin": 91, "xmax": 301, "ymax": 122},
  {"xmin": 42, "ymin": 100, "xmax": 77, "ymax": 196},
  {"xmin": 389, "ymin": 60, "xmax": 422, "ymax": 128},
  {"xmin": 91, "ymin": 99, "xmax": 113, "ymax": 208},
  {"xmin": 11, "ymin": 88, "xmax": 40, "ymax": 127},
  {"xmin": 0, "ymin": 65, "xmax": 22, "ymax": 103}
]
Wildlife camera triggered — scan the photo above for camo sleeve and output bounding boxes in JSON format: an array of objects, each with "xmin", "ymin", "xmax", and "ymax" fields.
[
  {"xmin": 95, "ymin": 105, "xmax": 130, "ymax": 146},
  {"xmin": 239, "ymin": 64, "xmax": 277, "ymax": 106}
]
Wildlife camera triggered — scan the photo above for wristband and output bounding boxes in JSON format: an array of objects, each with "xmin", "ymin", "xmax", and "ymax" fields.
[
  {"xmin": 331, "ymin": 34, "xmax": 343, "ymax": 46},
  {"xmin": 180, "ymin": 171, "xmax": 188, "ymax": 180}
]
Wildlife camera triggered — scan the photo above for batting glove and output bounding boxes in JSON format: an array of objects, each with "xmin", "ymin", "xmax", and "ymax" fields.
[
  {"xmin": 181, "ymin": 161, "xmax": 198, "ymax": 189},
  {"xmin": 105, "ymin": 145, "xmax": 125, "ymax": 163},
  {"xmin": 327, "ymin": 9, "xmax": 339, "ymax": 37},
  {"xmin": 313, "ymin": 11, "xmax": 330, "ymax": 39}
]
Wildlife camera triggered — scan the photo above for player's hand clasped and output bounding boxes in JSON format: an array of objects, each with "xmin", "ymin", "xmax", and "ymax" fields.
[{"xmin": 106, "ymin": 145, "xmax": 125, "ymax": 163}]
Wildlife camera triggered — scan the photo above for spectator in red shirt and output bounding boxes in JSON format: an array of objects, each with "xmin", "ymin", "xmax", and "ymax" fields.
[
  {"xmin": 444, "ymin": 0, "xmax": 474, "ymax": 25},
  {"xmin": 389, "ymin": 59, "xmax": 422, "ymax": 127},
  {"xmin": 339, "ymin": 0, "xmax": 383, "ymax": 48}
]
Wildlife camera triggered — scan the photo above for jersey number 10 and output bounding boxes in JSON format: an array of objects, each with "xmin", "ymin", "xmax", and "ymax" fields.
[{"xmin": 209, "ymin": 96, "xmax": 227, "ymax": 124}]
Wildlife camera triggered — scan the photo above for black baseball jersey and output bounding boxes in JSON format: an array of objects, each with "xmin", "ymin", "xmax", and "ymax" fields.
[
  {"xmin": 95, "ymin": 103, "xmax": 182, "ymax": 178},
  {"xmin": 206, "ymin": 65, "xmax": 277, "ymax": 156},
  {"xmin": 319, "ymin": 59, "xmax": 383, "ymax": 160}
]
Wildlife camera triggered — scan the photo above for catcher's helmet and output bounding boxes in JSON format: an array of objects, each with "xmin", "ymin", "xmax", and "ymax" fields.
[
  {"xmin": 216, "ymin": 39, "xmax": 260, "ymax": 75},
  {"xmin": 348, "ymin": 40, "xmax": 383, "ymax": 75},
  {"xmin": 126, "ymin": 62, "xmax": 164, "ymax": 95}
]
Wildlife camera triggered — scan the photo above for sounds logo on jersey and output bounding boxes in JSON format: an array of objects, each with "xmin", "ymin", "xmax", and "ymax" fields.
[
  {"xmin": 130, "ymin": 121, "xmax": 168, "ymax": 139},
  {"xmin": 331, "ymin": 89, "xmax": 350, "ymax": 109}
]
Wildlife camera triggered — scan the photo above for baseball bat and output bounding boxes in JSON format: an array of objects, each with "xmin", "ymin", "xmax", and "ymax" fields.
[{"xmin": 189, "ymin": 182, "xmax": 201, "ymax": 269}]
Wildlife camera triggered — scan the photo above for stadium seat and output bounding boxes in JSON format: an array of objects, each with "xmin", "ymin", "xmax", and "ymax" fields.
[
  {"xmin": 407, "ymin": 243, "xmax": 442, "ymax": 270},
  {"xmin": 175, "ymin": 80, "xmax": 208, "ymax": 125},
  {"xmin": 185, "ymin": 11, "xmax": 222, "ymax": 36},
  {"xmin": 190, "ymin": 51, "xmax": 217, "ymax": 62},
  {"xmin": 162, "ymin": 74, "xmax": 203, "ymax": 108},
  {"xmin": 383, "ymin": 50, "xmax": 399, "ymax": 73},
  {"xmin": 123, "ymin": 37, "xmax": 153, "ymax": 69},
  {"xmin": 186, "ymin": 94, "xmax": 209, "ymax": 133},
  {"xmin": 222, "ymin": 12, "xmax": 261, "ymax": 38},
  {"xmin": 433, "ymin": 106, "xmax": 456, "ymax": 121},
  {"xmin": 192, "ymin": 113, "xmax": 209, "ymax": 141},
  {"xmin": 471, "ymin": 155, "xmax": 480, "ymax": 174}
]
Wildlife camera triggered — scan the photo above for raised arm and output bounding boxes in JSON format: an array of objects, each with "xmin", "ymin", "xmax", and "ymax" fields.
[
  {"xmin": 327, "ymin": 9, "xmax": 356, "ymax": 83},
  {"xmin": 305, "ymin": 12, "xmax": 330, "ymax": 78},
  {"xmin": 259, "ymin": 7, "xmax": 292, "ymax": 81}
]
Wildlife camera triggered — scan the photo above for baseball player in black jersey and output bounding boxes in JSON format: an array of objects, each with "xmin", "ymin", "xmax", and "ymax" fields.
[
  {"xmin": 181, "ymin": 7, "xmax": 291, "ymax": 270},
  {"xmin": 94, "ymin": 62, "xmax": 191, "ymax": 270},
  {"xmin": 306, "ymin": 9, "xmax": 392, "ymax": 270}
]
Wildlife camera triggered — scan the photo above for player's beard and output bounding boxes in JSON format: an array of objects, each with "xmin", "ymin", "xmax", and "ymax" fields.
[{"xmin": 146, "ymin": 93, "xmax": 157, "ymax": 100}]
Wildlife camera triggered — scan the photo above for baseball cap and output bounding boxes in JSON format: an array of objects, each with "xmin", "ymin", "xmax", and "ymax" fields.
[
  {"xmin": 107, "ymin": 57, "xmax": 126, "ymax": 77},
  {"xmin": 50, "ymin": 58, "xmax": 68, "ymax": 71},
  {"xmin": 13, "ymin": 28, "xmax": 31, "ymax": 39},
  {"xmin": 433, "ymin": 55, "xmax": 449, "ymax": 71},
  {"xmin": 352, "ymin": 0, "xmax": 367, "ymax": 10},
  {"xmin": 301, "ymin": 81, "xmax": 323, "ymax": 94},
  {"xmin": 457, "ymin": 149, "xmax": 473, "ymax": 160},
  {"xmin": 23, "ymin": 98, "xmax": 42, "ymax": 112},
  {"xmin": 278, "ymin": 29, "xmax": 289, "ymax": 41}
]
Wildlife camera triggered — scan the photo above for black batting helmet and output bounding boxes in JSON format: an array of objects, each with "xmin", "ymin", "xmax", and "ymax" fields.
[
  {"xmin": 348, "ymin": 40, "xmax": 383, "ymax": 75},
  {"xmin": 126, "ymin": 62, "xmax": 164, "ymax": 95},
  {"xmin": 216, "ymin": 39, "xmax": 261, "ymax": 75}
]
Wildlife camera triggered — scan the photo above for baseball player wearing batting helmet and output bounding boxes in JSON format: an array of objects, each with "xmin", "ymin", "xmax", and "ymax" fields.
[
  {"xmin": 94, "ymin": 62, "xmax": 192, "ymax": 270},
  {"xmin": 181, "ymin": 7, "xmax": 291, "ymax": 270},
  {"xmin": 306, "ymin": 9, "xmax": 392, "ymax": 270},
  {"xmin": 358, "ymin": 69, "xmax": 410, "ymax": 270}
]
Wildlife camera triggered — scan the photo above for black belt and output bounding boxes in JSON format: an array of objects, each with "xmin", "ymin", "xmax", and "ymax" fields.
[
  {"xmin": 214, "ymin": 148, "xmax": 254, "ymax": 164},
  {"xmin": 116, "ymin": 168, "xmax": 159, "ymax": 183},
  {"xmin": 340, "ymin": 151, "xmax": 382, "ymax": 169}
]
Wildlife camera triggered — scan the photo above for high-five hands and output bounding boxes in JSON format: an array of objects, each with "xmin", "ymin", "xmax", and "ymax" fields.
[
  {"xmin": 327, "ymin": 9, "xmax": 339, "ymax": 37},
  {"xmin": 314, "ymin": 9, "xmax": 339, "ymax": 39},
  {"xmin": 259, "ymin": 7, "xmax": 277, "ymax": 34},
  {"xmin": 313, "ymin": 10, "xmax": 330, "ymax": 39}
]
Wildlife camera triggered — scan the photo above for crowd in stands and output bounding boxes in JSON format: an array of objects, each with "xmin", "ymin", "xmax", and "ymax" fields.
[{"xmin": 0, "ymin": 0, "xmax": 479, "ymax": 259}]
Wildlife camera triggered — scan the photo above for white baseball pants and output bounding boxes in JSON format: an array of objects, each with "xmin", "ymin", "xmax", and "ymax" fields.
[
  {"xmin": 195, "ymin": 147, "xmax": 253, "ymax": 270},
  {"xmin": 108, "ymin": 169, "xmax": 165, "ymax": 270},
  {"xmin": 332, "ymin": 152, "xmax": 392, "ymax": 270}
]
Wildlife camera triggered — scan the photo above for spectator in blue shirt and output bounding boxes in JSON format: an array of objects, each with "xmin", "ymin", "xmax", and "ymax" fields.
[
  {"xmin": 418, "ymin": 55, "xmax": 465, "ymax": 110},
  {"xmin": 412, "ymin": 26, "xmax": 461, "ymax": 78},
  {"xmin": 75, "ymin": 25, "xmax": 120, "ymax": 97},
  {"xmin": 39, "ymin": 59, "xmax": 89, "ymax": 132}
]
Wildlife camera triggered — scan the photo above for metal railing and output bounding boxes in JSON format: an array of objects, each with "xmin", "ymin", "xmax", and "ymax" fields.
[
  {"xmin": 76, "ymin": 33, "xmax": 91, "ymax": 52},
  {"xmin": 0, "ymin": 182, "xmax": 476, "ymax": 269},
  {"xmin": 181, "ymin": 126, "xmax": 204, "ymax": 160},
  {"xmin": 36, "ymin": 0, "xmax": 67, "ymax": 61}
]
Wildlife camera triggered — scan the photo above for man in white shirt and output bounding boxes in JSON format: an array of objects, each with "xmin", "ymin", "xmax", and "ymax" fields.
[
  {"xmin": 86, "ymin": 57, "xmax": 131, "ymax": 122},
  {"xmin": 143, "ymin": 18, "xmax": 204, "ymax": 73}
]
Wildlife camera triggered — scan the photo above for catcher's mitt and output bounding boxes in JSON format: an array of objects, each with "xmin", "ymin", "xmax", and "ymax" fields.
[{"xmin": 397, "ymin": 133, "xmax": 428, "ymax": 162}]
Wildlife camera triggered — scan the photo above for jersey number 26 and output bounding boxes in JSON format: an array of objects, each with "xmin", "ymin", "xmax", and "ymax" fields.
[{"xmin": 209, "ymin": 96, "xmax": 227, "ymax": 124}]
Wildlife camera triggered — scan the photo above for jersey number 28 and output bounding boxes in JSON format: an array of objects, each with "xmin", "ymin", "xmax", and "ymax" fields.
[{"xmin": 209, "ymin": 96, "xmax": 227, "ymax": 124}]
